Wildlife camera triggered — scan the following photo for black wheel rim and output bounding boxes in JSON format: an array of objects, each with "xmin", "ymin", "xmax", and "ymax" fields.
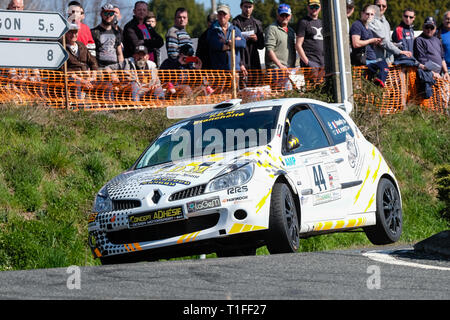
[
  {"xmin": 284, "ymin": 192, "xmax": 299, "ymax": 248},
  {"xmin": 382, "ymin": 185, "xmax": 402, "ymax": 235}
]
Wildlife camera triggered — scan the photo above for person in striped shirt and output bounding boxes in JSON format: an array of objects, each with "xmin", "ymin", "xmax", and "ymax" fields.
[{"xmin": 165, "ymin": 7, "xmax": 193, "ymax": 61}]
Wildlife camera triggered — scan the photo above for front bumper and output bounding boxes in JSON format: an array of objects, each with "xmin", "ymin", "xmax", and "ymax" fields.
[{"xmin": 88, "ymin": 188, "xmax": 272, "ymax": 260}]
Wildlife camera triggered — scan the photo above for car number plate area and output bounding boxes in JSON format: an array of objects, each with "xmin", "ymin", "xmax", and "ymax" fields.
[{"xmin": 128, "ymin": 206, "xmax": 185, "ymax": 228}]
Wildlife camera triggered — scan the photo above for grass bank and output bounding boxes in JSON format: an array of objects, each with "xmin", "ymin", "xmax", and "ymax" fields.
[{"xmin": 0, "ymin": 103, "xmax": 448, "ymax": 270}]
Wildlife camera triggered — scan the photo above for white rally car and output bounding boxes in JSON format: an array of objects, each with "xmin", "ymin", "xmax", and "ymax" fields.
[{"xmin": 88, "ymin": 98, "xmax": 402, "ymax": 264}]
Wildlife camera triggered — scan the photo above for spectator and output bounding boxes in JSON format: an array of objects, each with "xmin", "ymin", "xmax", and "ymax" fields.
[
  {"xmin": 160, "ymin": 44, "xmax": 202, "ymax": 70},
  {"xmin": 232, "ymin": 0, "xmax": 265, "ymax": 70},
  {"xmin": 414, "ymin": 17, "xmax": 449, "ymax": 81},
  {"xmin": 437, "ymin": 11, "xmax": 450, "ymax": 74},
  {"xmin": 112, "ymin": 5, "xmax": 124, "ymax": 40},
  {"xmin": 166, "ymin": 8, "xmax": 193, "ymax": 61},
  {"xmin": 91, "ymin": 4, "xmax": 124, "ymax": 68},
  {"xmin": 391, "ymin": 8, "xmax": 416, "ymax": 65},
  {"xmin": 146, "ymin": 12, "xmax": 157, "ymax": 28},
  {"xmin": 67, "ymin": 1, "xmax": 96, "ymax": 57},
  {"xmin": 7, "ymin": 0, "xmax": 23, "ymax": 10},
  {"xmin": 350, "ymin": 5, "xmax": 388, "ymax": 87},
  {"xmin": 106, "ymin": 45, "xmax": 163, "ymax": 102},
  {"xmin": 145, "ymin": 12, "xmax": 161, "ymax": 66},
  {"xmin": 264, "ymin": 3, "xmax": 296, "ymax": 69},
  {"xmin": 296, "ymin": 0, "xmax": 324, "ymax": 68},
  {"xmin": 160, "ymin": 44, "xmax": 202, "ymax": 97},
  {"xmin": 123, "ymin": 1, "xmax": 164, "ymax": 66},
  {"xmin": 196, "ymin": 12, "xmax": 217, "ymax": 70},
  {"xmin": 63, "ymin": 23, "xmax": 98, "ymax": 101},
  {"xmin": 206, "ymin": 4, "xmax": 246, "ymax": 72},
  {"xmin": 346, "ymin": 0, "xmax": 355, "ymax": 18},
  {"xmin": 369, "ymin": 0, "xmax": 412, "ymax": 65},
  {"xmin": 350, "ymin": 5, "xmax": 381, "ymax": 66}
]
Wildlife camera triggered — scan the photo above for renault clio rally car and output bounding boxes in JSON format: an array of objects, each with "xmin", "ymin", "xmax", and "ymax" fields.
[{"xmin": 88, "ymin": 98, "xmax": 402, "ymax": 264}]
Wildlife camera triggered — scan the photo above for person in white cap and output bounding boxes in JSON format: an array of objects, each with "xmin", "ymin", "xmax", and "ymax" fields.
[{"xmin": 206, "ymin": 4, "xmax": 246, "ymax": 73}]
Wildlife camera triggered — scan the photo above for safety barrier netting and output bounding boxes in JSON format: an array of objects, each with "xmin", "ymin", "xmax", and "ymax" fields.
[{"xmin": 0, "ymin": 66, "xmax": 448, "ymax": 114}]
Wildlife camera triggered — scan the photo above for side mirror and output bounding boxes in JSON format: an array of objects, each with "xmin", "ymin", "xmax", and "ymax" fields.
[{"xmin": 287, "ymin": 134, "xmax": 300, "ymax": 152}]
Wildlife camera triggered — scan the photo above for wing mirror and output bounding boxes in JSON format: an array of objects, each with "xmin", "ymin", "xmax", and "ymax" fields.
[{"xmin": 286, "ymin": 134, "xmax": 300, "ymax": 152}]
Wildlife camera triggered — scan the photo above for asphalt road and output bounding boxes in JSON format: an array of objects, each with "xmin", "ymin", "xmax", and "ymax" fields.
[{"xmin": 0, "ymin": 245, "xmax": 448, "ymax": 301}]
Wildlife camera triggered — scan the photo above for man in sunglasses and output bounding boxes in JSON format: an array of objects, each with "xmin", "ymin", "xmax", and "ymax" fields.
[
  {"xmin": 391, "ymin": 8, "xmax": 416, "ymax": 64},
  {"xmin": 369, "ymin": 0, "xmax": 412, "ymax": 65},
  {"xmin": 91, "ymin": 4, "xmax": 124, "ymax": 68},
  {"xmin": 295, "ymin": 0, "xmax": 324, "ymax": 68}
]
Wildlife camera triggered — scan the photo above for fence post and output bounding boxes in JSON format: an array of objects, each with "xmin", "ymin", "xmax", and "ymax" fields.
[
  {"xmin": 62, "ymin": 36, "xmax": 70, "ymax": 109},
  {"xmin": 231, "ymin": 29, "xmax": 237, "ymax": 99}
]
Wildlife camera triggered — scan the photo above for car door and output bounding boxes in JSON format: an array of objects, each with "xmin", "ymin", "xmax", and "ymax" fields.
[
  {"xmin": 281, "ymin": 104, "xmax": 344, "ymax": 223},
  {"xmin": 311, "ymin": 104, "xmax": 362, "ymax": 216}
]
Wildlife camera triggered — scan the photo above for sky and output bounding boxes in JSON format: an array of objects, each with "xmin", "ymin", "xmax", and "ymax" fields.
[{"xmin": 197, "ymin": 0, "xmax": 241, "ymax": 17}]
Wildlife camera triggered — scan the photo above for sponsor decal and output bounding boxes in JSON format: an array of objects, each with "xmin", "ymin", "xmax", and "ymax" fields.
[
  {"xmin": 222, "ymin": 195, "xmax": 249, "ymax": 203},
  {"xmin": 193, "ymin": 110, "xmax": 245, "ymax": 125},
  {"xmin": 128, "ymin": 206, "xmax": 184, "ymax": 228},
  {"xmin": 226, "ymin": 185, "xmax": 248, "ymax": 195},
  {"xmin": 140, "ymin": 177, "xmax": 191, "ymax": 187},
  {"xmin": 285, "ymin": 156, "xmax": 296, "ymax": 167},
  {"xmin": 186, "ymin": 197, "xmax": 221, "ymax": 213}
]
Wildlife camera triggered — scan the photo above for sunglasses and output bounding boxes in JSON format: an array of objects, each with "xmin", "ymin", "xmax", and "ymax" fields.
[
  {"xmin": 377, "ymin": 4, "xmax": 387, "ymax": 8},
  {"xmin": 102, "ymin": 11, "xmax": 115, "ymax": 17},
  {"xmin": 424, "ymin": 25, "xmax": 435, "ymax": 30},
  {"xmin": 403, "ymin": 15, "xmax": 414, "ymax": 19},
  {"xmin": 309, "ymin": 5, "xmax": 320, "ymax": 10}
]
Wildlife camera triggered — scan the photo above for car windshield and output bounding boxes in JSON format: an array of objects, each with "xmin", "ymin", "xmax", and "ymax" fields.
[{"xmin": 135, "ymin": 106, "xmax": 281, "ymax": 169}]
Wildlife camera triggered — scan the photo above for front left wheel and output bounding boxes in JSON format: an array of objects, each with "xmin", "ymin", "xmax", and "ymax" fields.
[{"xmin": 266, "ymin": 183, "xmax": 300, "ymax": 254}]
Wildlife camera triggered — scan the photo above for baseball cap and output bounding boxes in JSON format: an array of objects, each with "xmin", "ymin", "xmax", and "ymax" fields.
[
  {"xmin": 423, "ymin": 16, "xmax": 436, "ymax": 27},
  {"xmin": 278, "ymin": 3, "xmax": 292, "ymax": 15},
  {"xmin": 346, "ymin": 0, "xmax": 354, "ymax": 8},
  {"xmin": 217, "ymin": 4, "xmax": 231, "ymax": 16},
  {"xmin": 309, "ymin": 0, "xmax": 321, "ymax": 6},
  {"xmin": 101, "ymin": 3, "xmax": 115, "ymax": 12},
  {"xmin": 135, "ymin": 45, "xmax": 148, "ymax": 54},
  {"xmin": 241, "ymin": 0, "xmax": 254, "ymax": 4}
]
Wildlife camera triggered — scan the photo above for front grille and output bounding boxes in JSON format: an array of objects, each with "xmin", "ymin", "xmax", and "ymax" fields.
[
  {"xmin": 106, "ymin": 212, "xmax": 220, "ymax": 244},
  {"xmin": 169, "ymin": 184, "xmax": 207, "ymax": 201},
  {"xmin": 112, "ymin": 199, "xmax": 141, "ymax": 211}
]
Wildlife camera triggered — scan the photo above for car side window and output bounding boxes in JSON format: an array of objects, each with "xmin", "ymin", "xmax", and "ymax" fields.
[
  {"xmin": 286, "ymin": 107, "xmax": 329, "ymax": 153},
  {"xmin": 313, "ymin": 104, "xmax": 354, "ymax": 145}
]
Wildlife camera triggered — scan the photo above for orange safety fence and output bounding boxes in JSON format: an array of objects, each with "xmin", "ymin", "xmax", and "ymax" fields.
[{"xmin": 0, "ymin": 66, "xmax": 448, "ymax": 114}]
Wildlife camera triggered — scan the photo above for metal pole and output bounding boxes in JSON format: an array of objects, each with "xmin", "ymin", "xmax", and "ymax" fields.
[
  {"xmin": 231, "ymin": 29, "xmax": 237, "ymax": 99},
  {"xmin": 62, "ymin": 35, "xmax": 70, "ymax": 110},
  {"xmin": 211, "ymin": 0, "xmax": 217, "ymax": 12}
]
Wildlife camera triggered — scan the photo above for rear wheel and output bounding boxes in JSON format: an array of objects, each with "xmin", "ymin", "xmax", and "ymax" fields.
[
  {"xmin": 266, "ymin": 183, "xmax": 300, "ymax": 254},
  {"xmin": 364, "ymin": 178, "xmax": 402, "ymax": 244}
]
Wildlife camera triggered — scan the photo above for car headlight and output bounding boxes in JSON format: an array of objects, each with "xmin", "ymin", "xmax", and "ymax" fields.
[
  {"xmin": 206, "ymin": 161, "xmax": 254, "ymax": 193},
  {"xmin": 93, "ymin": 185, "xmax": 112, "ymax": 213}
]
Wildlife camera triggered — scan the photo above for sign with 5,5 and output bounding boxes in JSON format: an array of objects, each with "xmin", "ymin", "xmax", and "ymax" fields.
[{"xmin": 0, "ymin": 10, "xmax": 68, "ymax": 40}]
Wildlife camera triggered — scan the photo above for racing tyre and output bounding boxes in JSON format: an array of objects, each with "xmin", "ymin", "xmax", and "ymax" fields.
[
  {"xmin": 266, "ymin": 183, "xmax": 300, "ymax": 254},
  {"xmin": 364, "ymin": 178, "xmax": 402, "ymax": 245}
]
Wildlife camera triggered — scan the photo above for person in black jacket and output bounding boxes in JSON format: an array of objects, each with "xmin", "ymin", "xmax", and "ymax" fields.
[
  {"xmin": 232, "ymin": 0, "xmax": 264, "ymax": 70},
  {"xmin": 122, "ymin": 1, "xmax": 163, "ymax": 65}
]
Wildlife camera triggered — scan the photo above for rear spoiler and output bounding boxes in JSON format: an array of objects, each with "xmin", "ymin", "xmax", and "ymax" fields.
[
  {"xmin": 166, "ymin": 99, "xmax": 242, "ymax": 119},
  {"xmin": 330, "ymin": 100, "xmax": 353, "ymax": 114}
]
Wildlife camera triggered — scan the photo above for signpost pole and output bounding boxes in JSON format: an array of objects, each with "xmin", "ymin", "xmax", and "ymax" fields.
[{"xmin": 62, "ymin": 36, "xmax": 69, "ymax": 110}]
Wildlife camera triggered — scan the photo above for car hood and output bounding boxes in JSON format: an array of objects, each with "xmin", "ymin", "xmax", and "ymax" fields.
[{"xmin": 104, "ymin": 147, "xmax": 274, "ymax": 200}]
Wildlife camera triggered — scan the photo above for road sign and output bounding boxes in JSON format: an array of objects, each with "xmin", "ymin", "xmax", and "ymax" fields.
[
  {"xmin": 0, "ymin": 10, "xmax": 68, "ymax": 40},
  {"xmin": 0, "ymin": 40, "xmax": 68, "ymax": 69}
]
